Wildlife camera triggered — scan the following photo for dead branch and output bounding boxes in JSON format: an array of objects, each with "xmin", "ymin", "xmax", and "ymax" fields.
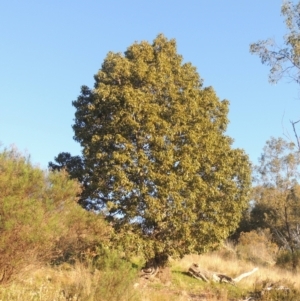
[
  {"xmin": 233, "ymin": 267, "xmax": 259, "ymax": 283},
  {"xmin": 291, "ymin": 119, "xmax": 300, "ymax": 151},
  {"xmin": 188, "ymin": 263, "xmax": 258, "ymax": 285}
]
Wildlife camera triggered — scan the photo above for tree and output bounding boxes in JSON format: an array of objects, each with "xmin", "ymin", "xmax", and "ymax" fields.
[
  {"xmin": 250, "ymin": 1, "xmax": 300, "ymax": 148},
  {"xmin": 48, "ymin": 152, "xmax": 93, "ymax": 208},
  {"xmin": 49, "ymin": 152, "xmax": 84, "ymax": 177},
  {"xmin": 52, "ymin": 34, "xmax": 251, "ymax": 266},
  {"xmin": 252, "ymin": 137, "xmax": 300, "ymax": 270},
  {"xmin": 250, "ymin": 1, "xmax": 300, "ymax": 84}
]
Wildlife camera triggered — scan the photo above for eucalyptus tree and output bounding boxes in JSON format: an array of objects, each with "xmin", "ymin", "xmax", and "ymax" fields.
[
  {"xmin": 252, "ymin": 137, "xmax": 300, "ymax": 269},
  {"xmin": 250, "ymin": 1, "xmax": 300, "ymax": 85},
  {"xmin": 250, "ymin": 1, "xmax": 300, "ymax": 148}
]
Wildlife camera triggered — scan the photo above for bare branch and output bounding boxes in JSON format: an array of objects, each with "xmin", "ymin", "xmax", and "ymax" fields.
[
  {"xmin": 291, "ymin": 119, "xmax": 300, "ymax": 150},
  {"xmin": 188, "ymin": 263, "xmax": 258, "ymax": 285}
]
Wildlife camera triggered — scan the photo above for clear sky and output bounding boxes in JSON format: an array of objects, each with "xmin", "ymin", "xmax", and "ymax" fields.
[{"xmin": 1, "ymin": 0, "xmax": 299, "ymax": 169}]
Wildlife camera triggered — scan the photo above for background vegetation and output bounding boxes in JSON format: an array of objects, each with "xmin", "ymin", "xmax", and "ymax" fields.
[{"xmin": 0, "ymin": 147, "xmax": 111, "ymax": 285}]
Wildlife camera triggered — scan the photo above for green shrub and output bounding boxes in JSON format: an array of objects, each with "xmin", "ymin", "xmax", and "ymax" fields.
[
  {"xmin": 276, "ymin": 250, "xmax": 300, "ymax": 271},
  {"xmin": 82, "ymin": 249, "xmax": 139, "ymax": 301},
  {"xmin": 251, "ymin": 279, "xmax": 299, "ymax": 301},
  {"xmin": 0, "ymin": 147, "xmax": 111, "ymax": 284}
]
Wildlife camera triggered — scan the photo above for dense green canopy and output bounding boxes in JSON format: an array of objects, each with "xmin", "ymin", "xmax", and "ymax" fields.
[{"xmin": 55, "ymin": 35, "xmax": 251, "ymax": 262}]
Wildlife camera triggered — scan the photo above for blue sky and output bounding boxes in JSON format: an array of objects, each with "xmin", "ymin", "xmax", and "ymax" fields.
[{"xmin": 1, "ymin": 0, "xmax": 299, "ymax": 169}]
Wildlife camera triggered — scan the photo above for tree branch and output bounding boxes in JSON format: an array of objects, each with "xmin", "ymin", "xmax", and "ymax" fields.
[{"xmin": 291, "ymin": 120, "xmax": 300, "ymax": 151}]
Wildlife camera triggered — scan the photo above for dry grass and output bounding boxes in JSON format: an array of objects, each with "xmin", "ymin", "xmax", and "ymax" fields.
[
  {"xmin": 1, "ymin": 246, "xmax": 300, "ymax": 301},
  {"xmin": 0, "ymin": 262, "xmax": 139, "ymax": 301},
  {"xmin": 172, "ymin": 242, "xmax": 300, "ymax": 295}
]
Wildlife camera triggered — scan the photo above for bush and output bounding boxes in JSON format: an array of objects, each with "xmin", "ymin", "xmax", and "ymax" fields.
[
  {"xmin": 0, "ymin": 256, "xmax": 140, "ymax": 301},
  {"xmin": 276, "ymin": 250, "xmax": 300, "ymax": 271},
  {"xmin": 251, "ymin": 279, "xmax": 299, "ymax": 301},
  {"xmin": 90, "ymin": 250, "xmax": 139, "ymax": 301},
  {"xmin": 0, "ymin": 147, "xmax": 111, "ymax": 284},
  {"xmin": 237, "ymin": 229, "xmax": 277, "ymax": 266}
]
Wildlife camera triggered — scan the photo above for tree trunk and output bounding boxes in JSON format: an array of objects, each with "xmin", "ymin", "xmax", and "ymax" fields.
[{"xmin": 140, "ymin": 253, "xmax": 169, "ymax": 279}]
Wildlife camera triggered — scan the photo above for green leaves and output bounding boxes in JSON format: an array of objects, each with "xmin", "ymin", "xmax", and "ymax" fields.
[
  {"xmin": 70, "ymin": 34, "xmax": 251, "ymax": 262},
  {"xmin": 250, "ymin": 1, "xmax": 300, "ymax": 84},
  {"xmin": 0, "ymin": 147, "xmax": 112, "ymax": 283},
  {"xmin": 251, "ymin": 137, "xmax": 300, "ymax": 269}
]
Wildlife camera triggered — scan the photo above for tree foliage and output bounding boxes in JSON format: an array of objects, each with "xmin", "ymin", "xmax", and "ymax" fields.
[
  {"xmin": 250, "ymin": 1, "xmax": 300, "ymax": 148},
  {"xmin": 250, "ymin": 1, "xmax": 300, "ymax": 84},
  {"xmin": 237, "ymin": 229, "xmax": 277, "ymax": 266},
  {"xmin": 0, "ymin": 147, "xmax": 111, "ymax": 283},
  {"xmin": 252, "ymin": 137, "xmax": 300, "ymax": 269},
  {"xmin": 52, "ymin": 35, "xmax": 251, "ymax": 264},
  {"xmin": 48, "ymin": 152, "xmax": 92, "ymax": 208}
]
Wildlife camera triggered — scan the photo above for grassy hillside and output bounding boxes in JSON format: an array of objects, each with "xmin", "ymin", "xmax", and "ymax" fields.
[{"xmin": 1, "ymin": 244, "xmax": 299, "ymax": 301}]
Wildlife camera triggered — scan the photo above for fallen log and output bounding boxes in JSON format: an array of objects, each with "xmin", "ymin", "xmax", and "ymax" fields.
[{"xmin": 188, "ymin": 263, "xmax": 258, "ymax": 285}]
